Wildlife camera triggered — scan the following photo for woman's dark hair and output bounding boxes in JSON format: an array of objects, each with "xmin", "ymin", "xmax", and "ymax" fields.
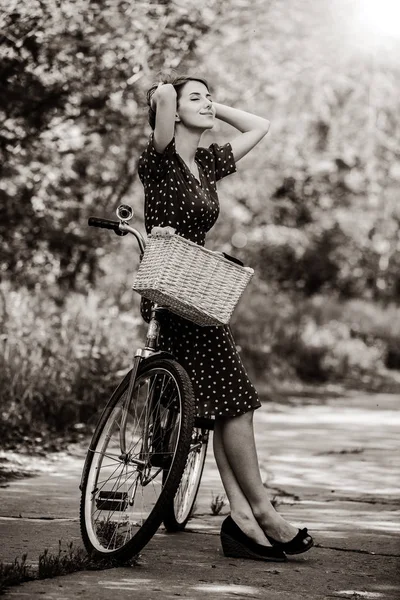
[{"xmin": 146, "ymin": 74, "xmax": 210, "ymax": 130}]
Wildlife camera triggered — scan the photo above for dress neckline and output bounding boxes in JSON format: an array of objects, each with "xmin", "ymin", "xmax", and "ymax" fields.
[{"xmin": 177, "ymin": 152, "xmax": 203, "ymax": 188}]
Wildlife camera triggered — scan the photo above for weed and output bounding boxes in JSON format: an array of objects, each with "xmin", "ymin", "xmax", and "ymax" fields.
[
  {"xmin": 0, "ymin": 555, "xmax": 34, "ymax": 595},
  {"xmin": 0, "ymin": 540, "xmax": 139, "ymax": 595},
  {"xmin": 2, "ymin": 274, "xmax": 400, "ymax": 454},
  {"xmin": 38, "ymin": 541, "xmax": 89, "ymax": 580},
  {"xmin": 232, "ymin": 283, "xmax": 400, "ymax": 389},
  {"xmin": 210, "ymin": 492, "xmax": 226, "ymax": 516},
  {"xmin": 0, "ymin": 282, "xmax": 141, "ymax": 449},
  {"xmin": 95, "ymin": 519, "xmax": 129, "ymax": 549}
]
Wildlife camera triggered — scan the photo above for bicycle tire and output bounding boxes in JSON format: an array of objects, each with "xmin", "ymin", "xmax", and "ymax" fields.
[
  {"xmin": 80, "ymin": 356, "xmax": 195, "ymax": 561},
  {"xmin": 163, "ymin": 427, "xmax": 209, "ymax": 531}
]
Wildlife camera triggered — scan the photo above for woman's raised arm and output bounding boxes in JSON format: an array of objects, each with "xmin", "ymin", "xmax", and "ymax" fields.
[
  {"xmin": 151, "ymin": 83, "xmax": 177, "ymax": 153},
  {"xmin": 213, "ymin": 102, "xmax": 270, "ymax": 162}
]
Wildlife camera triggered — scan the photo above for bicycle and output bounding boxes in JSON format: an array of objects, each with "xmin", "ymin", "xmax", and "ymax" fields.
[{"xmin": 79, "ymin": 204, "xmax": 209, "ymax": 561}]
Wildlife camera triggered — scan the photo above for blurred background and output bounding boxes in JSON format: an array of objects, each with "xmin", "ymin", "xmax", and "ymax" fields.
[{"xmin": 1, "ymin": 0, "xmax": 400, "ymax": 450}]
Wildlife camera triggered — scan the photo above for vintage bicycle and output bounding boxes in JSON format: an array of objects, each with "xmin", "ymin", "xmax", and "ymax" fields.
[{"xmin": 79, "ymin": 204, "xmax": 252, "ymax": 561}]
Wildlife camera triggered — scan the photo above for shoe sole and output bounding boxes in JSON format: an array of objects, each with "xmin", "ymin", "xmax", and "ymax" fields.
[
  {"xmin": 221, "ymin": 532, "xmax": 287, "ymax": 562},
  {"xmin": 283, "ymin": 539, "xmax": 314, "ymax": 555}
]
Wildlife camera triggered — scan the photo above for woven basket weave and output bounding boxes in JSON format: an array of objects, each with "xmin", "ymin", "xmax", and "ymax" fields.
[{"xmin": 132, "ymin": 233, "xmax": 254, "ymax": 326}]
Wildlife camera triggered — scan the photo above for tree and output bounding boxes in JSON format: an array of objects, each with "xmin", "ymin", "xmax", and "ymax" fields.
[{"xmin": 0, "ymin": 0, "xmax": 223, "ymax": 290}]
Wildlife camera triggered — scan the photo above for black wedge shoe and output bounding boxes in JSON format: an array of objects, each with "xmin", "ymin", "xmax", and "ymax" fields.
[
  {"xmin": 220, "ymin": 516, "xmax": 287, "ymax": 562},
  {"xmin": 266, "ymin": 528, "xmax": 314, "ymax": 555}
]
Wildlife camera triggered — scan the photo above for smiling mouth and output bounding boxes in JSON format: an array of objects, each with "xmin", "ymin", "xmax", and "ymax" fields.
[{"xmin": 201, "ymin": 112, "xmax": 214, "ymax": 116}]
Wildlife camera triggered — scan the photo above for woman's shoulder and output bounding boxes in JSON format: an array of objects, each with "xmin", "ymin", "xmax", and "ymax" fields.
[
  {"xmin": 196, "ymin": 142, "xmax": 236, "ymax": 181},
  {"xmin": 138, "ymin": 134, "xmax": 176, "ymax": 183},
  {"xmin": 141, "ymin": 133, "xmax": 176, "ymax": 160},
  {"xmin": 196, "ymin": 142, "xmax": 233, "ymax": 161},
  {"xmin": 195, "ymin": 143, "xmax": 217, "ymax": 167}
]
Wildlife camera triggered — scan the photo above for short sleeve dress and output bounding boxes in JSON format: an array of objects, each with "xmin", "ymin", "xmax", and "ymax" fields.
[{"xmin": 138, "ymin": 135, "xmax": 261, "ymax": 421}]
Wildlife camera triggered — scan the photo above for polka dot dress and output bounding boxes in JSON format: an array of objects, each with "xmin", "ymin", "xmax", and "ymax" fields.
[{"xmin": 138, "ymin": 135, "xmax": 261, "ymax": 420}]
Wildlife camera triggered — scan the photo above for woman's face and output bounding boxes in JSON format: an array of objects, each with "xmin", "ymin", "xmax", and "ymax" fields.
[{"xmin": 176, "ymin": 80, "xmax": 215, "ymax": 131}]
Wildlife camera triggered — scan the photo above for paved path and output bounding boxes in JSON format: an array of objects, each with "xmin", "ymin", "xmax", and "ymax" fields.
[{"xmin": 1, "ymin": 392, "xmax": 399, "ymax": 599}]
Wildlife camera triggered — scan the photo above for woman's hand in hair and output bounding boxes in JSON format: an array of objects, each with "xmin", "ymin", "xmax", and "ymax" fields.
[{"xmin": 150, "ymin": 83, "xmax": 177, "ymax": 110}]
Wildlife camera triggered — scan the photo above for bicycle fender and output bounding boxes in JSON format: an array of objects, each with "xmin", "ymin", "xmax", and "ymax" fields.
[{"xmin": 143, "ymin": 350, "xmax": 176, "ymax": 363}]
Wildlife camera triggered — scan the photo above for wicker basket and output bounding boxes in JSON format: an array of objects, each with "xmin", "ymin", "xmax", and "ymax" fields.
[{"xmin": 132, "ymin": 232, "xmax": 254, "ymax": 326}]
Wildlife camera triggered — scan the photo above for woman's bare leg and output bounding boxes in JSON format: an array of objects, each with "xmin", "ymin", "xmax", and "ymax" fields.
[
  {"xmin": 216, "ymin": 411, "xmax": 299, "ymax": 542},
  {"xmin": 213, "ymin": 419, "xmax": 272, "ymax": 546}
]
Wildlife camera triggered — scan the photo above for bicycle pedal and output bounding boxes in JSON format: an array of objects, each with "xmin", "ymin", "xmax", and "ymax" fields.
[{"xmin": 96, "ymin": 491, "xmax": 128, "ymax": 511}]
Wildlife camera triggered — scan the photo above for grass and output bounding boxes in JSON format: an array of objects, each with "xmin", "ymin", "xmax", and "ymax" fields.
[
  {"xmin": 231, "ymin": 280, "xmax": 400, "ymax": 389},
  {"xmin": 1, "ymin": 278, "xmax": 400, "ymax": 452},
  {"xmin": 0, "ymin": 282, "xmax": 142, "ymax": 449},
  {"xmin": 0, "ymin": 555, "xmax": 34, "ymax": 594},
  {"xmin": 210, "ymin": 493, "xmax": 226, "ymax": 516},
  {"xmin": 0, "ymin": 540, "xmax": 138, "ymax": 596}
]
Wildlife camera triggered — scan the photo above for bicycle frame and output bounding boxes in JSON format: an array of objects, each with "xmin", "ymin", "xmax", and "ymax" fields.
[
  {"xmin": 80, "ymin": 210, "xmax": 175, "ymax": 489},
  {"xmin": 119, "ymin": 304, "xmax": 167, "ymax": 456},
  {"xmin": 87, "ymin": 213, "xmax": 168, "ymax": 457}
]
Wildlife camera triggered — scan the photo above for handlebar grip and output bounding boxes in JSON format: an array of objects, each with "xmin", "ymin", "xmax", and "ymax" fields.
[{"xmin": 88, "ymin": 217, "xmax": 120, "ymax": 230}]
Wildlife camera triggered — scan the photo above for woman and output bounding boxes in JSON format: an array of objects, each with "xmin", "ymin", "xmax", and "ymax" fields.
[{"xmin": 138, "ymin": 75, "xmax": 313, "ymax": 562}]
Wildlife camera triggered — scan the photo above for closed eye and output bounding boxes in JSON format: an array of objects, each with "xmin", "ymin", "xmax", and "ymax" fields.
[{"xmin": 189, "ymin": 93, "xmax": 212, "ymax": 102}]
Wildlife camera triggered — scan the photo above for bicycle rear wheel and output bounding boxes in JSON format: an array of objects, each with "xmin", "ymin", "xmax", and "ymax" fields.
[
  {"xmin": 80, "ymin": 357, "xmax": 195, "ymax": 561},
  {"xmin": 163, "ymin": 427, "xmax": 209, "ymax": 531}
]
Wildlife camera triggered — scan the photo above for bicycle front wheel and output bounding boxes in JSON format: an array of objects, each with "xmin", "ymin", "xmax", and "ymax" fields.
[
  {"xmin": 163, "ymin": 427, "xmax": 209, "ymax": 531},
  {"xmin": 80, "ymin": 357, "xmax": 195, "ymax": 561}
]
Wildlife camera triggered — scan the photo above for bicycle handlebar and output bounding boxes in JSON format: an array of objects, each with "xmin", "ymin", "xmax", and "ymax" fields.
[
  {"xmin": 88, "ymin": 217, "xmax": 127, "ymax": 236},
  {"xmin": 88, "ymin": 214, "xmax": 146, "ymax": 256},
  {"xmin": 88, "ymin": 213, "xmax": 246, "ymax": 268}
]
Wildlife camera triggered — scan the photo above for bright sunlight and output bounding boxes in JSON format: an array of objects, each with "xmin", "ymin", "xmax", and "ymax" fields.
[{"xmin": 359, "ymin": 0, "xmax": 400, "ymax": 38}]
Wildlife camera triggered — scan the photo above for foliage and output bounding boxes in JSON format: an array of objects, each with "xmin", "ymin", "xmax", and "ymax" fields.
[
  {"xmin": 2, "ymin": 275, "xmax": 399, "ymax": 450},
  {"xmin": 0, "ymin": 0, "xmax": 223, "ymax": 290},
  {"xmin": 238, "ymin": 165, "xmax": 400, "ymax": 301},
  {"xmin": 2, "ymin": 0, "xmax": 400, "ymax": 300},
  {"xmin": 1, "ymin": 0, "xmax": 400, "ymax": 450},
  {"xmin": 37, "ymin": 540, "xmax": 132, "ymax": 578},
  {"xmin": 0, "ymin": 281, "xmax": 140, "ymax": 446},
  {"xmin": 210, "ymin": 493, "xmax": 226, "ymax": 516},
  {"xmin": 0, "ymin": 540, "xmax": 135, "ymax": 595},
  {"xmin": 0, "ymin": 555, "xmax": 33, "ymax": 595},
  {"xmin": 231, "ymin": 278, "xmax": 400, "ymax": 388},
  {"xmin": 201, "ymin": 0, "xmax": 400, "ymax": 303}
]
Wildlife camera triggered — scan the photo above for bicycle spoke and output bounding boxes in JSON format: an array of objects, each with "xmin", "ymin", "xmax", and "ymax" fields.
[{"xmin": 80, "ymin": 360, "xmax": 194, "ymax": 558}]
